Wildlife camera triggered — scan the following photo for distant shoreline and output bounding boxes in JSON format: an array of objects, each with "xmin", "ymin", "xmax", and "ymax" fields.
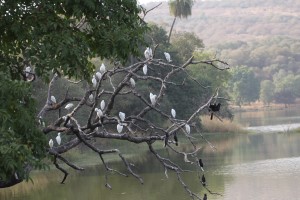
[{"xmin": 231, "ymin": 101, "xmax": 300, "ymax": 113}]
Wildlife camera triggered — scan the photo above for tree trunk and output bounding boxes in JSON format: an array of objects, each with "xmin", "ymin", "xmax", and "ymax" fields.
[{"xmin": 168, "ymin": 16, "xmax": 177, "ymax": 43}]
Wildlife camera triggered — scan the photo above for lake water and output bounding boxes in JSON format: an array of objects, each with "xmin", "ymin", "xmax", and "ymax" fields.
[{"xmin": 1, "ymin": 108, "xmax": 300, "ymax": 200}]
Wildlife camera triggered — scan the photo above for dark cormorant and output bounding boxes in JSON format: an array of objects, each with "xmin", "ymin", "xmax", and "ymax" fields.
[
  {"xmin": 209, "ymin": 103, "xmax": 221, "ymax": 120},
  {"xmin": 203, "ymin": 193, "xmax": 207, "ymax": 200},
  {"xmin": 174, "ymin": 132, "xmax": 178, "ymax": 146},
  {"xmin": 164, "ymin": 133, "xmax": 169, "ymax": 147},
  {"xmin": 199, "ymin": 158, "xmax": 204, "ymax": 171},
  {"xmin": 201, "ymin": 174, "xmax": 206, "ymax": 186}
]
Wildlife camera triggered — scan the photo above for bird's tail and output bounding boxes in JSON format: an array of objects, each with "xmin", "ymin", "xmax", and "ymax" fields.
[{"xmin": 210, "ymin": 113, "xmax": 213, "ymax": 120}]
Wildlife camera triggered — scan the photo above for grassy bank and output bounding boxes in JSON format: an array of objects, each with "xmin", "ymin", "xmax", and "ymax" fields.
[{"xmin": 200, "ymin": 115, "xmax": 246, "ymax": 133}]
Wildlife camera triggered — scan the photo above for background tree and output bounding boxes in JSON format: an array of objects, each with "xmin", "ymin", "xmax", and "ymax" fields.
[
  {"xmin": 272, "ymin": 69, "xmax": 299, "ymax": 106},
  {"xmin": 171, "ymin": 32, "xmax": 204, "ymax": 61},
  {"xmin": 168, "ymin": 0, "xmax": 194, "ymax": 42},
  {"xmin": 259, "ymin": 80, "xmax": 275, "ymax": 105},
  {"xmin": 227, "ymin": 66, "xmax": 260, "ymax": 106}
]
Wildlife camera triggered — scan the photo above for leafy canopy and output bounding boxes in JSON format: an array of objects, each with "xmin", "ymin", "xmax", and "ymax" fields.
[
  {"xmin": 0, "ymin": 0, "xmax": 147, "ymax": 182},
  {"xmin": 0, "ymin": 0, "xmax": 147, "ymax": 80},
  {"xmin": 168, "ymin": 0, "xmax": 194, "ymax": 18}
]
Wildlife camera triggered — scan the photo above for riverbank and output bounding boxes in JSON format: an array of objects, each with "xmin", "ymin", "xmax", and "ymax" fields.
[{"xmin": 231, "ymin": 100, "xmax": 300, "ymax": 113}]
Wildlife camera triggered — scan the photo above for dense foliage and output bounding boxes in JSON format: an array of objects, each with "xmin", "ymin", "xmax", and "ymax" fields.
[
  {"xmin": 145, "ymin": 0, "xmax": 300, "ymax": 106},
  {"xmin": 0, "ymin": 0, "xmax": 147, "ymax": 80},
  {"xmin": 0, "ymin": 72, "xmax": 46, "ymax": 181},
  {"xmin": 0, "ymin": 0, "xmax": 147, "ymax": 183}
]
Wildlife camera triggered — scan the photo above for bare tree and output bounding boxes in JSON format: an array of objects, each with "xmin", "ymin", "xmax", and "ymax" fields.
[{"xmin": 38, "ymin": 46, "xmax": 228, "ymax": 199}]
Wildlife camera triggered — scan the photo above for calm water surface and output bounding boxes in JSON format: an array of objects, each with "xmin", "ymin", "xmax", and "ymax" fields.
[{"xmin": 1, "ymin": 108, "xmax": 300, "ymax": 200}]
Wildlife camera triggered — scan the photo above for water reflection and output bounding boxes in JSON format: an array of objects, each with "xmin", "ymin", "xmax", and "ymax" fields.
[
  {"xmin": 218, "ymin": 157, "xmax": 300, "ymax": 200},
  {"xmin": 2, "ymin": 108, "xmax": 300, "ymax": 200},
  {"xmin": 234, "ymin": 107, "xmax": 300, "ymax": 127}
]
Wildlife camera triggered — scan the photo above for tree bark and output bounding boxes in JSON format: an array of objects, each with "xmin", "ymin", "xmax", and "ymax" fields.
[{"xmin": 168, "ymin": 16, "xmax": 177, "ymax": 43}]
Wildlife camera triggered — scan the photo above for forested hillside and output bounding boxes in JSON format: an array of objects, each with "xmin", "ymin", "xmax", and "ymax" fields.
[
  {"xmin": 144, "ymin": 0, "xmax": 300, "ymax": 106},
  {"xmin": 144, "ymin": 0, "xmax": 299, "ymax": 44}
]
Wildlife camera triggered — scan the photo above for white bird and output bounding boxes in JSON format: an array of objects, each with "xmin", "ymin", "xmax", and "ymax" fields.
[
  {"xmin": 171, "ymin": 109, "xmax": 176, "ymax": 118},
  {"xmin": 143, "ymin": 64, "xmax": 147, "ymax": 75},
  {"xmin": 96, "ymin": 72, "xmax": 102, "ymax": 80},
  {"xmin": 164, "ymin": 52, "xmax": 172, "ymax": 62},
  {"xmin": 185, "ymin": 124, "xmax": 191, "ymax": 134},
  {"xmin": 130, "ymin": 78, "xmax": 135, "ymax": 88},
  {"xmin": 56, "ymin": 132, "xmax": 61, "ymax": 145},
  {"xmin": 95, "ymin": 108, "xmax": 103, "ymax": 118},
  {"xmin": 89, "ymin": 94, "xmax": 94, "ymax": 102},
  {"xmin": 100, "ymin": 100, "xmax": 105, "ymax": 110},
  {"xmin": 100, "ymin": 63, "xmax": 106, "ymax": 73},
  {"xmin": 49, "ymin": 139, "xmax": 54, "ymax": 148},
  {"xmin": 117, "ymin": 124, "xmax": 123, "ymax": 133},
  {"xmin": 65, "ymin": 103, "xmax": 74, "ymax": 110},
  {"xmin": 25, "ymin": 66, "xmax": 31, "ymax": 77},
  {"xmin": 38, "ymin": 117, "xmax": 46, "ymax": 127},
  {"xmin": 92, "ymin": 75, "xmax": 97, "ymax": 88},
  {"xmin": 149, "ymin": 93, "xmax": 157, "ymax": 105},
  {"xmin": 51, "ymin": 95, "xmax": 56, "ymax": 104},
  {"xmin": 144, "ymin": 47, "xmax": 153, "ymax": 59},
  {"xmin": 119, "ymin": 112, "xmax": 125, "ymax": 121}
]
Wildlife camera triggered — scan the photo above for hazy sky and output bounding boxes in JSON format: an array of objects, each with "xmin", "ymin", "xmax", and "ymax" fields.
[{"xmin": 138, "ymin": 0, "xmax": 167, "ymax": 5}]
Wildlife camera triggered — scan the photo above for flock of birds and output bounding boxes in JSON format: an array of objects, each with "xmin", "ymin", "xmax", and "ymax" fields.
[
  {"xmin": 47, "ymin": 48, "xmax": 178, "ymax": 148},
  {"xmin": 48, "ymin": 132, "xmax": 61, "ymax": 149},
  {"xmin": 44, "ymin": 47, "xmax": 219, "ymax": 199},
  {"xmin": 47, "ymin": 47, "xmax": 221, "ymax": 148}
]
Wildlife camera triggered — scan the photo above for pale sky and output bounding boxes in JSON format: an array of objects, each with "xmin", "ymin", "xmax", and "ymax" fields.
[{"xmin": 138, "ymin": 0, "xmax": 167, "ymax": 5}]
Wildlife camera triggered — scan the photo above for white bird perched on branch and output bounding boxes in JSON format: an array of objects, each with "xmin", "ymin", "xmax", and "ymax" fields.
[
  {"xmin": 89, "ymin": 94, "xmax": 94, "ymax": 102},
  {"xmin": 171, "ymin": 108, "xmax": 176, "ymax": 118},
  {"xmin": 100, "ymin": 100, "xmax": 105, "ymax": 110},
  {"xmin": 119, "ymin": 112, "xmax": 125, "ymax": 121},
  {"xmin": 144, "ymin": 47, "xmax": 153, "ymax": 59},
  {"xmin": 95, "ymin": 108, "xmax": 103, "ymax": 118},
  {"xmin": 65, "ymin": 103, "xmax": 74, "ymax": 110},
  {"xmin": 164, "ymin": 52, "xmax": 172, "ymax": 62},
  {"xmin": 49, "ymin": 139, "xmax": 54, "ymax": 149},
  {"xmin": 149, "ymin": 93, "xmax": 157, "ymax": 106},
  {"xmin": 56, "ymin": 132, "xmax": 61, "ymax": 145},
  {"xmin": 92, "ymin": 75, "xmax": 97, "ymax": 88},
  {"xmin": 143, "ymin": 64, "xmax": 147, "ymax": 75},
  {"xmin": 130, "ymin": 78, "xmax": 135, "ymax": 88},
  {"xmin": 117, "ymin": 124, "xmax": 123, "ymax": 133},
  {"xmin": 96, "ymin": 72, "xmax": 102, "ymax": 80},
  {"xmin": 51, "ymin": 95, "xmax": 56, "ymax": 104},
  {"xmin": 25, "ymin": 66, "xmax": 31, "ymax": 77},
  {"xmin": 185, "ymin": 124, "xmax": 190, "ymax": 134},
  {"xmin": 100, "ymin": 63, "xmax": 106, "ymax": 73}
]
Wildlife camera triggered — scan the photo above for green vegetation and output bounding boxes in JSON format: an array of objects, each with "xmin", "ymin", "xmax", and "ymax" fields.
[
  {"xmin": 145, "ymin": 0, "xmax": 300, "ymax": 107},
  {"xmin": 0, "ymin": 0, "xmax": 147, "ymax": 184},
  {"xmin": 227, "ymin": 66, "xmax": 260, "ymax": 106},
  {"xmin": 260, "ymin": 80, "xmax": 275, "ymax": 105}
]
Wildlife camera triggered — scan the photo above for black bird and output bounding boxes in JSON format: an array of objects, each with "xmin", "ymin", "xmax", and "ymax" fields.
[
  {"xmin": 209, "ymin": 103, "xmax": 221, "ymax": 120},
  {"xmin": 201, "ymin": 174, "xmax": 206, "ymax": 186},
  {"xmin": 164, "ymin": 133, "xmax": 169, "ymax": 147},
  {"xmin": 174, "ymin": 132, "xmax": 178, "ymax": 146},
  {"xmin": 198, "ymin": 158, "xmax": 204, "ymax": 171},
  {"xmin": 203, "ymin": 194, "xmax": 207, "ymax": 200}
]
